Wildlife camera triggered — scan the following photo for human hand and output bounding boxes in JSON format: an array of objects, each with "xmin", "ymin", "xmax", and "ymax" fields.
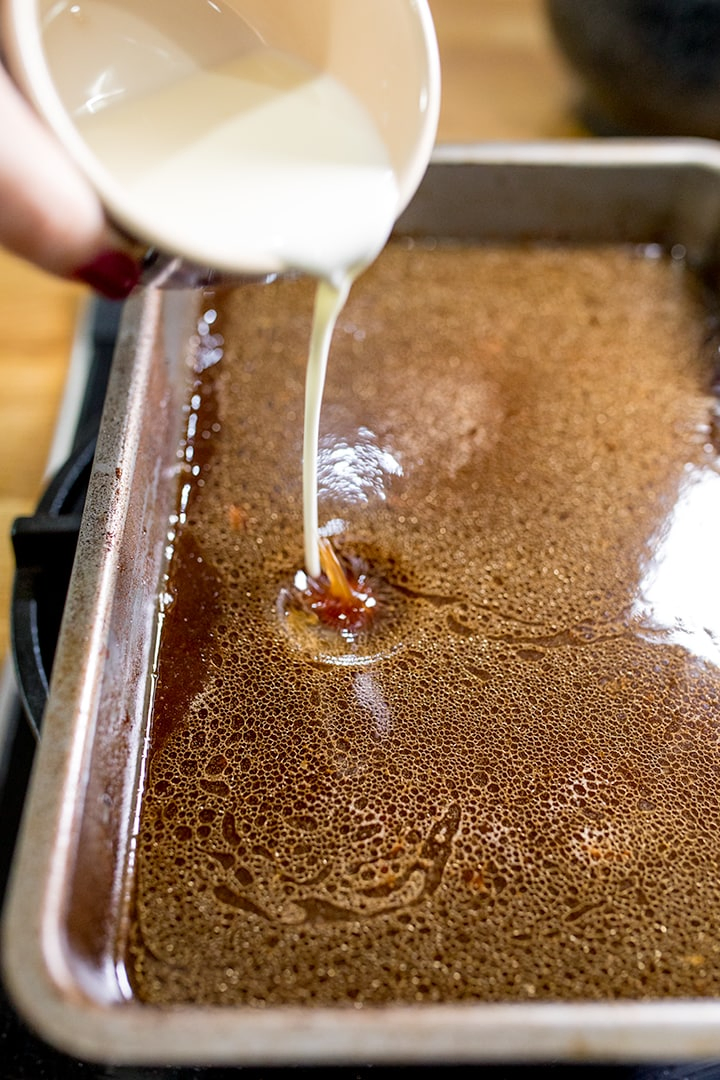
[{"xmin": 0, "ymin": 65, "xmax": 140, "ymax": 298}]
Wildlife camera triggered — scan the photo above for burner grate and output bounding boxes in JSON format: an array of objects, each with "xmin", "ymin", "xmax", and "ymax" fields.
[{"xmin": 9, "ymin": 298, "xmax": 121, "ymax": 735}]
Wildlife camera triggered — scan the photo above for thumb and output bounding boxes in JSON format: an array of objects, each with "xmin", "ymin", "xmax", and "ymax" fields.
[{"xmin": 0, "ymin": 66, "xmax": 139, "ymax": 297}]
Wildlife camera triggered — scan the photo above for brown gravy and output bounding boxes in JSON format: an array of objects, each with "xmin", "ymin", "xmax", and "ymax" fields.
[{"xmin": 125, "ymin": 242, "xmax": 720, "ymax": 1005}]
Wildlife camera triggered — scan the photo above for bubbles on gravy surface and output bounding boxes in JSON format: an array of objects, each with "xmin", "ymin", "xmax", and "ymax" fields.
[{"xmin": 127, "ymin": 243, "xmax": 720, "ymax": 1006}]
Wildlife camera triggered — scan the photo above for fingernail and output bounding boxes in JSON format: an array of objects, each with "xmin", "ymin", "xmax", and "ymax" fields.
[{"xmin": 72, "ymin": 249, "xmax": 141, "ymax": 299}]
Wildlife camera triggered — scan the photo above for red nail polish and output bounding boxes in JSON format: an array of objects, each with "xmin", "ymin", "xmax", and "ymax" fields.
[{"xmin": 72, "ymin": 250, "xmax": 141, "ymax": 299}]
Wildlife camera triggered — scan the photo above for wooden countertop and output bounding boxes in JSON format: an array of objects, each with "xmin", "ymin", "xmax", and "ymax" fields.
[{"xmin": 0, "ymin": 0, "xmax": 576, "ymax": 664}]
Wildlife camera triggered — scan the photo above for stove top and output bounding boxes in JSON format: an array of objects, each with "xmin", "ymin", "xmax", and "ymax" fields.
[{"xmin": 0, "ymin": 298, "xmax": 715, "ymax": 1080}]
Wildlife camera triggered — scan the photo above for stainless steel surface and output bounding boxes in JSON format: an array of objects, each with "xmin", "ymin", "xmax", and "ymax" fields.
[
  {"xmin": 5, "ymin": 141, "xmax": 720, "ymax": 1066},
  {"xmin": 138, "ymin": 248, "xmax": 280, "ymax": 290}
]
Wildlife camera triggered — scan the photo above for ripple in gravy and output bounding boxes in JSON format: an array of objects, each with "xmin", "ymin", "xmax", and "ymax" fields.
[{"xmin": 125, "ymin": 242, "xmax": 720, "ymax": 1006}]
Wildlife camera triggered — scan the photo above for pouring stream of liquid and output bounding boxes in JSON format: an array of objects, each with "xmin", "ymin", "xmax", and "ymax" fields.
[
  {"xmin": 76, "ymin": 48, "xmax": 399, "ymax": 580},
  {"xmin": 302, "ymin": 276, "xmax": 352, "ymax": 580}
]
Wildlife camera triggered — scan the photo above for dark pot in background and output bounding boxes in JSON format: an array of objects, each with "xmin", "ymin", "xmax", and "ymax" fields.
[{"xmin": 546, "ymin": 0, "xmax": 720, "ymax": 137}]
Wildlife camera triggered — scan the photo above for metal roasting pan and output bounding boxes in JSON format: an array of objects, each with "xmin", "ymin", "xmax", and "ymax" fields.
[{"xmin": 6, "ymin": 140, "xmax": 720, "ymax": 1066}]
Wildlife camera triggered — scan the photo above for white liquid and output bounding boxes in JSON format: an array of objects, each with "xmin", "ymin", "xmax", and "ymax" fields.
[
  {"xmin": 76, "ymin": 50, "xmax": 398, "ymax": 282},
  {"xmin": 78, "ymin": 50, "xmax": 400, "ymax": 578},
  {"xmin": 303, "ymin": 277, "xmax": 351, "ymax": 578}
]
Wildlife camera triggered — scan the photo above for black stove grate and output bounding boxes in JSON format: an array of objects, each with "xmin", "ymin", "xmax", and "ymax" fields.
[
  {"xmin": 10, "ymin": 297, "xmax": 121, "ymax": 735},
  {"xmin": 11, "ymin": 434, "xmax": 96, "ymax": 735}
]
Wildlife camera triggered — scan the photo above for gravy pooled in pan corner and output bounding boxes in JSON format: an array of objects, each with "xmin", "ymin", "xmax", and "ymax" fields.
[{"xmin": 125, "ymin": 241, "xmax": 720, "ymax": 1006}]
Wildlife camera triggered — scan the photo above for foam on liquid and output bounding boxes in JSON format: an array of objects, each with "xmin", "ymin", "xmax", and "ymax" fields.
[
  {"xmin": 126, "ymin": 244, "xmax": 720, "ymax": 1006},
  {"xmin": 77, "ymin": 47, "xmax": 398, "ymax": 577}
]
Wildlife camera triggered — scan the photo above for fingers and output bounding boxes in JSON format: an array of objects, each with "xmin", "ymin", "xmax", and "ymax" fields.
[{"xmin": 0, "ymin": 66, "xmax": 139, "ymax": 296}]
